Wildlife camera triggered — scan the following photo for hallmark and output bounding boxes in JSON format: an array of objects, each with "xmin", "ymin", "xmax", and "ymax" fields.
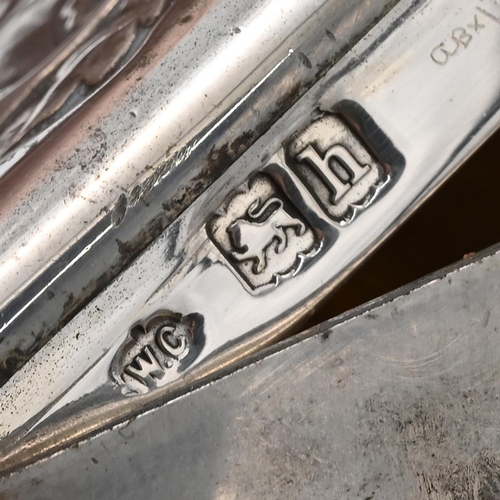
[
  {"xmin": 288, "ymin": 115, "xmax": 388, "ymax": 224},
  {"xmin": 207, "ymin": 112, "xmax": 393, "ymax": 290},
  {"xmin": 208, "ymin": 174, "xmax": 320, "ymax": 290},
  {"xmin": 111, "ymin": 311, "xmax": 204, "ymax": 395}
]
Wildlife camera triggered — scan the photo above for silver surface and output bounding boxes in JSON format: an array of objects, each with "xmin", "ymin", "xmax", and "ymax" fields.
[
  {"xmin": 0, "ymin": 0, "xmax": 396, "ymax": 383},
  {"xmin": 1, "ymin": 0, "xmax": 500, "ymax": 465},
  {"xmin": 2, "ymin": 243, "xmax": 500, "ymax": 497},
  {"xmin": 0, "ymin": 0, "xmax": 170, "ymax": 159}
]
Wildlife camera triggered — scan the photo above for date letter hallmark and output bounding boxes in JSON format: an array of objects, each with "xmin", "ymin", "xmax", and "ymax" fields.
[
  {"xmin": 111, "ymin": 311, "xmax": 205, "ymax": 395},
  {"xmin": 430, "ymin": 3, "xmax": 500, "ymax": 66},
  {"xmin": 289, "ymin": 115, "xmax": 388, "ymax": 225},
  {"xmin": 208, "ymin": 174, "xmax": 320, "ymax": 291}
]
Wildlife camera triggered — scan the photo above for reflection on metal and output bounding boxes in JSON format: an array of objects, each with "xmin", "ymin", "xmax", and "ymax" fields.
[
  {"xmin": 2, "ymin": 244, "xmax": 500, "ymax": 498},
  {"xmin": 1, "ymin": 0, "xmax": 500, "ymax": 471},
  {"xmin": 0, "ymin": 0, "xmax": 400, "ymax": 385},
  {"xmin": 0, "ymin": 0, "xmax": 171, "ymax": 160},
  {"xmin": 111, "ymin": 311, "xmax": 204, "ymax": 395}
]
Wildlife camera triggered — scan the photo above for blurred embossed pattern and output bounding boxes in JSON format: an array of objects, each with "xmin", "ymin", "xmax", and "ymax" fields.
[{"xmin": 0, "ymin": 0, "xmax": 169, "ymax": 162}]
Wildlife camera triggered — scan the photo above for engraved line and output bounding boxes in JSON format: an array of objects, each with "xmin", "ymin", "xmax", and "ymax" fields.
[
  {"xmin": 0, "ymin": 223, "xmax": 114, "ymax": 334},
  {"xmin": 154, "ymin": 50, "xmax": 294, "ymax": 186},
  {"xmin": 0, "ymin": 48, "xmax": 291, "ymax": 331},
  {"xmin": 187, "ymin": 50, "xmax": 295, "ymax": 161},
  {"xmin": 477, "ymin": 6, "xmax": 500, "ymax": 24}
]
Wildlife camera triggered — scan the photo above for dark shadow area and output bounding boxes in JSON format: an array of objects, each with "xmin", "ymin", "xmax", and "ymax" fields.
[{"xmin": 310, "ymin": 128, "xmax": 500, "ymax": 325}]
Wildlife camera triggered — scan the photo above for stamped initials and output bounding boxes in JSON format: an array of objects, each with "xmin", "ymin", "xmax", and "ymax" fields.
[
  {"xmin": 111, "ymin": 311, "xmax": 204, "ymax": 395},
  {"xmin": 431, "ymin": 4, "xmax": 500, "ymax": 66}
]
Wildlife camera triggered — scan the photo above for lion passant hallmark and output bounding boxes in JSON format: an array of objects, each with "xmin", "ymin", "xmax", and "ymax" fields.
[
  {"xmin": 208, "ymin": 174, "xmax": 320, "ymax": 290},
  {"xmin": 228, "ymin": 196, "xmax": 308, "ymax": 275}
]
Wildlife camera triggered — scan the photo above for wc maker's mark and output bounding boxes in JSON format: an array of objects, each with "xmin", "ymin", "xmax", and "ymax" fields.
[{"xmin": 111, "ymin": 311, "xmax": 202, "ymax": 395}]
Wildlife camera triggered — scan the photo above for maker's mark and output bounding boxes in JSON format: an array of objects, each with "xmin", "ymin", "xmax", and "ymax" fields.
[{"xmin": 111, "ymin": 311, "xmax": 204, "ymax": 395}]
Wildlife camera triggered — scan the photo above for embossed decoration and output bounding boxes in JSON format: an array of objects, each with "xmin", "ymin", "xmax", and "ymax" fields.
[
  {"xmin": 289, "ymin": 115, "xmax": 389, "ymax": 224},
  {"xmin": 208, "ymin": 174, "xmax": 320, "ymax": 290},
  {"xmin": 0, "ymin": 0, "xmax": 171, "ymax": 157},
  {"xmin": 111, "ymin": 311, "xmax": 204, "ymax": 395}
]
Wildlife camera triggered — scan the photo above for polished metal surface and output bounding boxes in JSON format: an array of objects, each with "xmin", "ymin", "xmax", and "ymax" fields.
[
  {"xmin": 2, "ymin": 243, "xmax": 500, "ymax": 498},
  {"xmin": 1, "ymin": 0, "xmax": 500, "ymax": 469},
  {"xmin": 0, "ymin": 0, "xmax": 171, "ymax": 160},
  {"xmin": 0, "ymin": 0, "xmax": 397, "ymax": 385}
]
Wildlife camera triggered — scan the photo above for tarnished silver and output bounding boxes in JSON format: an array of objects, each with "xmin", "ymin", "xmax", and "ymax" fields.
[
  {"xmin": 2, "ymin": 238, "xmax": 500, "ymax": 497},
  {"xmin": 0, "ymin": 0, "xmax": 398, "ymax": 385},
  {"xmin": 1, "ymin": 0, "xmax": 500, "ymax": 470}
]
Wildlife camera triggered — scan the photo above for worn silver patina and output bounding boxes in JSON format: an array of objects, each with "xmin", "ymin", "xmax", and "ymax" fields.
[
  {"xmin": 1, "ymin": 0, "xmax": 500, "ymax": 465},
  {"xmin": 2, "ymin": 236, "xmax": 500, "ymax": 499}
]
